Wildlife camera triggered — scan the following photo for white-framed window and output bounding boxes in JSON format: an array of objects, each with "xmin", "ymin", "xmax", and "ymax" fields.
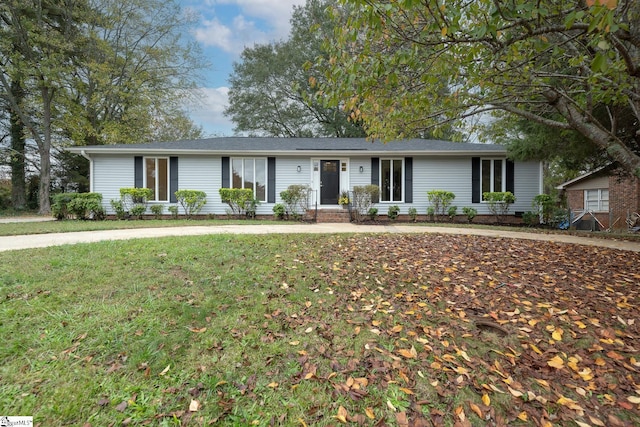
[
  {"xmin": 232, "ymin": 158, "xmax": 267, "ymax": 202},
  {"xmin": 585, "ymin": 189, "xmax": 609, "ymax": 212},
  {"xmin": 380, "ymin": 158, "xmax": 403, "ymax": 202},
  {"xmin": 144, "ymin": 157, "xmax": 169, "ymax": 201},
  {"xmin": 481, "ymin": 158, "xmax": 505, "ymax": 199}
]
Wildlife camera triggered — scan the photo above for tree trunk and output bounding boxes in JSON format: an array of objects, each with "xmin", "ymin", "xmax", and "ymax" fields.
[
  {"xmin": 9, "ymin": 79, "xmax": 26, "ymax": 210},
  {"xmin": 38, "ymin": 85, "xmax": 53, "ymax": 215},
  {"xmin": 545, "ymin": 89, "xmax": 640, "ymax": 178}
]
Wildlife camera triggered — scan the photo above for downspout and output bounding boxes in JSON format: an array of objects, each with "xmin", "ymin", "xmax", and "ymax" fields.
[{"xmin": 80, "ymin": 150, "xmax": 94, "ymax": 193}]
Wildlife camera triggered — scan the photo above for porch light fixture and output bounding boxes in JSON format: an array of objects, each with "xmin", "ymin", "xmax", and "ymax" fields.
[
  {"xmin": 297, "ymin": 165, "xmax": 302, "ymax": 172},
  {"xmin": 359, "ymin": 166, "xmax": 364, "ymax": 173}
]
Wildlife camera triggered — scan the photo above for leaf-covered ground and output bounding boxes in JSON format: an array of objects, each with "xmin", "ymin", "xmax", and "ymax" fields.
[
  {"xmin": 301, "ymin": 234, "xmax": 640, "ymax": 426},
  {"xmin": 0, "ymin": 233, "xmax": 638, "ymax": 426}
]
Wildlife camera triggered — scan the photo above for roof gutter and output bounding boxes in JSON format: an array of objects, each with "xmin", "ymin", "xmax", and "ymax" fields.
[{"xmin": 79, "ymin": 150, "xmax": 94, "ymax": 193}]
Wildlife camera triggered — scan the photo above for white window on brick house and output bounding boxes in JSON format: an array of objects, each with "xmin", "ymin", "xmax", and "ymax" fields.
[{"xmin": 585, "ymin": 189, "xmax": 609, "ymax": 212}]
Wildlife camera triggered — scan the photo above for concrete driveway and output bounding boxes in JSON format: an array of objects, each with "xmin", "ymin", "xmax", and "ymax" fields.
[{"xmin": 0, "ymin": 222, "xmax": 639, "ymax": 252}]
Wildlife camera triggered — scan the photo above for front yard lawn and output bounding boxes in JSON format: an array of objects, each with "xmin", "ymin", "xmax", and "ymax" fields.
[{"xmin": 0, "ymin": 233, "xmax": 638, "ymax": 426}]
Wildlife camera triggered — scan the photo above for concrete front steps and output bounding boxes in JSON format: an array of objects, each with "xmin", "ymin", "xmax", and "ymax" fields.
[{"xmin": 315, "ymin": 208, "xmax": 351, "ymax": 223}]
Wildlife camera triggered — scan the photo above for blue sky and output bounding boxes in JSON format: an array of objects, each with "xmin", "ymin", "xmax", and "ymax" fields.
[{"xmin": 181, "ymin": 0, "xmax": 307, "ymax": 136}]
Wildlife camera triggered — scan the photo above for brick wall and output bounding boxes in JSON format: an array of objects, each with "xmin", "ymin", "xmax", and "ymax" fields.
[{"xmin": 609, "ymin": 175, "xmax": 640, "ymax": 229}]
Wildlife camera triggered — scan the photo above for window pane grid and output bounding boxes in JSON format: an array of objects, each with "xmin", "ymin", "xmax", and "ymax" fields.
[
  {"xmin": 144, "ymin": 157, "xmax": 169, "ymax": 202},
  {"xmin": 380, "ymin": 158, "xmax": 403, "ymax": 202},
  {"xmin": 231, "ymin": 158, "xmax": 267, "ymax": 202},
  {"xmin": 585, "ymin": 189, "xmax": 609, "ymax": 212}
]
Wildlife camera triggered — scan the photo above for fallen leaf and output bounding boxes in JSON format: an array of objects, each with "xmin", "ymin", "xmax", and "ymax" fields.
[
  {"xmin": 547, "ymin": 355, "xmax": 564, "ymax": 369},
  {"xmin": 552, "ymin": 328, "xmax": 564, "ymax": 341},
  {"xmin": 267, "ymin": 382, "xmax": 279, "ymax": 388},
  {"xmin": 627, "ymin": 396, "xmax": 640, "ymax": 404},
  {"xmin": 397, "ymin": 346, "xmax": 417, "ymax": 359},
  {"xmin": 482, "ymin": 393, "xmax": 490, "ymax": 406},
  {"xmin": 159, "ymin": 364, "xmax": 170, "ymax": 376},
  {"xmin": 189, "ymin": 400, "xmax": 200, "ymax": 412},
  {"xmin": 469, "ymin": 402, "xmax": 482, "ymax": 418},
  {"xmin": 395, "ymin": 412, "xmax": 409, "ymax": 427},
  {"xmin": 335, "ymin": 405, "xmax": 348, "ymax": 423},
  {"xmin": 365, "ymin": 407, "xmax": 376, "ymax": 420}
]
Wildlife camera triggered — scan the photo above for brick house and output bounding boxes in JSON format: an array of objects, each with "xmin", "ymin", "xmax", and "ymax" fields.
[{"xmin": 557, "ymin": 165, "xmax": 640, "ymax": 230}]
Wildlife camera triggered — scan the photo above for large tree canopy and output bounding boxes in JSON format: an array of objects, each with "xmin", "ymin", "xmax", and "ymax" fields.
[
  {"xmin": 225, "ymin": 0, "xmax": 365, "ymax": 137},
  {"xmin": 320, "ymin": 0, "xmax": 640, "ymax": 177},
  {"xmin": 0, "ymin": 0, "xmax": 206, "ymax": 212}
]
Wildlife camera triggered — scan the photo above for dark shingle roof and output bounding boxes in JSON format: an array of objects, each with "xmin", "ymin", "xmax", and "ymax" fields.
[{"xmin": 68, "ymin": 137, "xmax": 507, "ymax": 155}]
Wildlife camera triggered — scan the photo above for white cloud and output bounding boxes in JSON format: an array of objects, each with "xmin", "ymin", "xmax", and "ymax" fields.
[
  {"xmin": 195, "ymin": 15, "xmax": 268, "ymax": 53},
  {"xmin": 194, "ymin": 0, "xmax": 306, "ymax": 54},
  {"xmin": 189, "ymin": 87, "xmax": 235, "ymax": 136}
]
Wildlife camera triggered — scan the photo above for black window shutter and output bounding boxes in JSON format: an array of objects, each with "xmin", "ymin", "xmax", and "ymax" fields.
[
  {"xmin": 221, "ymin": 157, "xmax": 230, "ymax": 188},
  {"xmin": 404, "ymin": 157, "xmax": 413, "ymax": 203},
  {"xmin": 471, "ymin": 157, "xmax": 480, "ymax": 203},
  {"xmin": 134, "ymin": 156, "xmax": 143, "ymax": 188},
  {"xmin": 169, "ymin": 157, "xmax": 178, "ymax": 203},
  {"xmin": 267, "ymin": 157, "xmax": 276, "ymax": 203},
  {"xmin": 371, "ymin": 157, "xmax": 379, "ymax": 185},
  {"xmin": 506, "ymin": 160, "xmax": 515, "ymax": 194}
]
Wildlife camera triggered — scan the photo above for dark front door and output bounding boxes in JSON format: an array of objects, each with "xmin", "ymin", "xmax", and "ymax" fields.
[{"xmin": 320, "ymin": 160, "xmax": 340, "ymax": 205}]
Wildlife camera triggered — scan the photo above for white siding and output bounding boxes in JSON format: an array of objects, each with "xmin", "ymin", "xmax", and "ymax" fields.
[
  {"xmin": 175, "ymin": 156, "xmax": 220, "ymax": 214},
  {"xmin": 512, "ymin": 161, "xmax": 542, "ymax": 212},
  {"xmin": 92, "ymin": 154, "xmax": 134, "ymax": 214},
  {"xmin": 90, "ymin": 153, "xmax": 541, "ymax": 217}
]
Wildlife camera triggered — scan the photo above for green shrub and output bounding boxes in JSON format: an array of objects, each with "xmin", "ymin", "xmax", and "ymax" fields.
[
  {"xmin": 168, "ymin": 205, "xmax": 179, "ymax": 219},
  {"xmin": 110, "ymin": 200, "xmax": 127, "ymax": 220},
  {"xmin": 408, "ymin": 207, "xmax": 418, "ymax": 222},
  {"xmin": 387, "ymin": 205, "xmax": 400, "ymax": 221},
  {"xmin": 150, "ymin": 204, "xmax": 164, "ymax": 219},
  {"xmin": 351, "ymin": 185, "xmax": 379, "ymax": 222},
  {"xmin": 533, "ymin": 194, "xmax": 554, "ymax": 224},
  {"xmin": 0, "ymin": 183, "xmax": 11, "ymax": 210},
  {"xmin": 52, "ymin": 193, "xmax": 104, "ymax": 220},
  {"xmin": 119, "ymin": 188, "xmax": 153, "ymax": 219},
  {"xmin": 52, "ymin": 193, "xmax": 76, "ymax": 220},
  {"xmin": 483, "ymin": 191, "xmax": 516, "ymax": 222},
  {"xmin": 522, "ymin": 211, "xmax": 538, "ymax": 227},
  {"xmin": 219, "ymin": 188, "xmax": 254, "ymax": 217},
  {"xmin": 130, "ymin": 204, "xmax": 146, "ymax": 219},
  {"xmin": 447, "ymin": 206, "xmax": 458, "ymax": 222},
  {"xmin": 175, "ymin": 189, "xmax": 206, "ymax": 219},
  {"xmin": 368, "ymin": 207, "xmax": 378, "ymax": 221},
  {"xmin": 426, "ymin": 206, "xmax": 435, "ymax": 221},
  {"xmin": 427, "ymin": 190, "xmax": 455, "ymax": 221},
  {"xmin": 280, "ymin": 185, "xmax": 310, "ymax": 220},
  {"xmin": 462, "ymin": 207, "xmax": 477, "ymax": 223},
  {"xmin": 273, "ymin": 203, "xmax": 286, "ymax": 220}
]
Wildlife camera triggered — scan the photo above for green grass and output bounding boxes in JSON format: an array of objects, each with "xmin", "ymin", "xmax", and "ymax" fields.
[
  {"xmin": 0, "ymin": 233, "xmax": 638, "ymax": 426},
  {"xmin": 0, "ymin": 218, "xmax": 277, "ymax": 236}
]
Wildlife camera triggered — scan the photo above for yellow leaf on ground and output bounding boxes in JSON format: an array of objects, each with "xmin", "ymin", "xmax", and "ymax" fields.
[
  {"xmin": 517, "ymin": 411, "xmax": 528, "ymax": 421},
  {"xmin": 482, "ymin": 393, "xmax": 491, "ymax": 406},
  {"xmin": 365, "ymin": 407, "xmax": 375, "ymax": 420},
  {"xmin": 397, "ymin": 347, "xmax": 417, "ymax": 359},
  {"xmin": 529, "ymin": 343, "xmax": 543, "ymax": 354},
  {"xmin": 469, "ymin": 402, "xmax": 482, "ymax": 418},
  {"xmin": 267, "ymin": 382, "xmax": 278, "ymax": 388},
  {"xmin": 189, "ymin": 400, "xmax": 200, "ymax": 412},
  {"xmin": 159, "ymin": 364, "xmax": 171, "ymax": 376},
  {"xmin": 552, "ymin": 328, "xmax": 564, "ymax": 341},
  {"xmin": 628, "ymin": 396, "xmax": 640, "ymax": 404},
  {"xmin": 547, "ymin": 355, "xmax": 564, "ymax": 369},
  {"xmin": 335, "ymin": 406, "xmax": 348, "ymax": 423}
]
